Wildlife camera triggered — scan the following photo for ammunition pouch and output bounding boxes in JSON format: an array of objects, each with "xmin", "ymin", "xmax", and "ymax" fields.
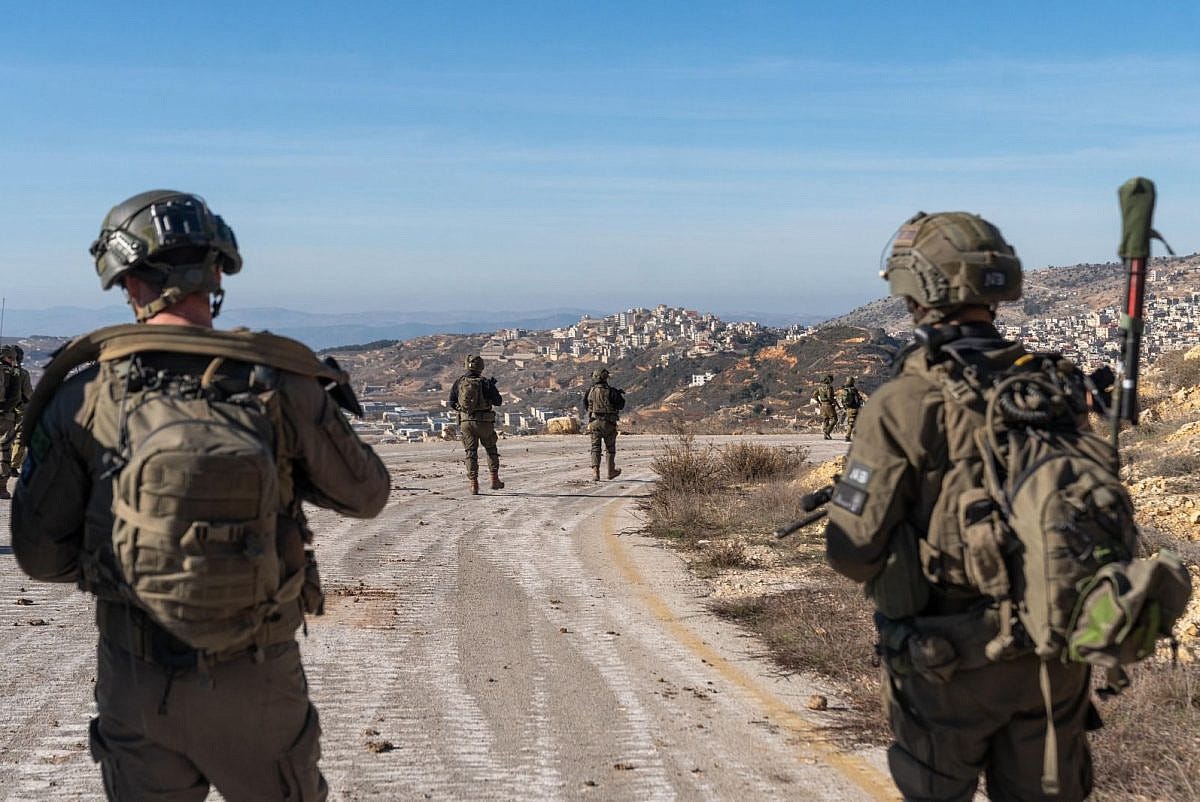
[{"xmin": 877, "ymin": 605, "xmax": 1023, "ymax": 684}]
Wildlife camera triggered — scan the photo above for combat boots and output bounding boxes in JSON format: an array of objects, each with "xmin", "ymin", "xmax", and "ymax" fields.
[
  {"xmin": 0, "ymin": 482, "xmax": 10, "ymax": 500},
  {"xmin": 489, "ymin": 470, "xmax": 505, "ymax": 490},
  {"xmin": 606, "ymin": 455, "xmax": 621, "ymax": 480},
  {"xmin": 591, "ymin": 465, "xmax": 601, "ymax": 482},
  {"xmin": 469, "ymin": 477, "xmax": 479, "ymax": 495}
]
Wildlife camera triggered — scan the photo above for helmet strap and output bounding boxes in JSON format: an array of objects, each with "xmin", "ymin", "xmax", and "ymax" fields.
[{"xmin": 130, "ymin": 251, "xmax": 221, "ymax": 322}]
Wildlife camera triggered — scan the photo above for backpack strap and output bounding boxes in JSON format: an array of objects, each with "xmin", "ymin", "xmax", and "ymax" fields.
[{"xmin": 22, "ymin": 324, "xmax": 348, "ymax": 451}]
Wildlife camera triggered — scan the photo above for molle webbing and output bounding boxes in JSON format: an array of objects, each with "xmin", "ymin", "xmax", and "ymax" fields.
[{"xmin": 21, "ymin": 324, "xmax": 346, "ymax": 450}]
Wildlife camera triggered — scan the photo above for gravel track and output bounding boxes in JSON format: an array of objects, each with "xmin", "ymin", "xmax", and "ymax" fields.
[{"xmin": 0, "ymin": 434, "xmax": 893, "ymax": 801}]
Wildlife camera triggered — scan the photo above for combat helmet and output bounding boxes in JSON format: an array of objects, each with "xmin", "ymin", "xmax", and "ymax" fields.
[
  {"xmin": 465, "ymin": 355, "xmax": 485, "ymax": 373},
  {"xmin": 842, "ymin": 377, "xmax": 855, "ymax": 387},
  {"xmin": 592, "ymin": 368, "xmax": 610, "ymax": 382},
  {"xmin": 821, "ymin": 374, "xmax": 833, "ymax": 383},
  {"xmin": 90, "ymin": 190, "xmax": 241, "ymax": 321},
  {"xmin": 882, "ymin": 212, "xmax": 1022, "ymax": 321}
]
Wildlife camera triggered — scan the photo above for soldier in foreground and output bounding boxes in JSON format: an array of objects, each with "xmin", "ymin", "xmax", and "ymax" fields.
[
  {"xmin": 450, "ymin": 354, "xmax": 504, "ymax": 494},
  {"xmin": 0, "ymin": 344, "xmax": 32, "ymax": 499},
  {"xmin": 812, "ymin": 373, "xmax": 839, "ymax": 439},
  {"xmin": 835, "ymin": 376, "xmax": 862, "ymax": 442},
  {"xmin": 584, "ymin": 367, "xmax": 625, "ymax": 480},
  {"xmin": 824, "ymin": 212, "xmax": 1096, "ymax": 801},
  {"xmin": 11, "ymin": 190, "xmax": 390, "ymax": 801}
]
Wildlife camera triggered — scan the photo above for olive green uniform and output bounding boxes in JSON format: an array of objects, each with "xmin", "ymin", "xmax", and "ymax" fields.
[
  {"xmin": 12, "ymin": 349, "xmax": 390, "ymax": 802},
  {"xmin": 585, "ymin": 381, "xmax": 620, "ymax": 469},
  {"xmin": 835, "ymin": 382, "xmax": 862, "ymax": 442},
  {"xmin": 824, "ymin": 325, "xmax": 1094, "ymax": 802},
  {"xmin": 450, "ymin": 371, "xmax": 502, "ymax": 479},
  {"xmin": 0, "ymin": 362, "xmax": 32, "ymax": 482},
  {"xmin": 813, "ymin": 379, "xmax": 838, "ymax": 439}
]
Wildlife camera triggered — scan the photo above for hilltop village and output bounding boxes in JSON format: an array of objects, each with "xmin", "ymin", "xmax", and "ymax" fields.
[
  {"xmin": 1000, "ymin": 266, "xmax": 1200, "ymax": 371},
  {"xmin": 346, "ymin": 260, "xmax": 1199, "ymax": 443}
]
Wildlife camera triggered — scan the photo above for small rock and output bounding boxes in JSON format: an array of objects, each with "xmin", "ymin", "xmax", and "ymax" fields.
[
  {"xmin": 807, "ymin": 695, "xmax": 828, "ymax": 711},
  {"xmin": 365, "ymin": 740, "xmax": 395, "ymax": 753},
  {"xmin": 15, "ymin": 599, "xmax": 33, "ymax": 606},
  {"xmin": 613, "ymin": 762, "xmax": 635, "ymax": 771}
]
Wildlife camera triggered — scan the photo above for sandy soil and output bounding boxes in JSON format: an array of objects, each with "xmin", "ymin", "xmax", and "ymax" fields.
[{"xmin": 0, "ymin": 434, "xmax": 894, "ymax": 801}]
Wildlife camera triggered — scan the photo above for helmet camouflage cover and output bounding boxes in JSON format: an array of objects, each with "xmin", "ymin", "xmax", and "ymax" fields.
[
  {"xmin": 89, "ymin": 190, "xmax": 241, "ymax": 319},
  {"xmin": 592, "ymin": 368, "xmax": 610, "ymax": 382},
  {"xmin": 465, "ymin": 355, "xmax": 485, "ymax": 372},
  {"xmin": 843, "ymin": 377, "xmax": 855, "ymax": 387},
  {"xmin": 882, "ymin": 212, "xmax": 1022, "ymax": 310}
]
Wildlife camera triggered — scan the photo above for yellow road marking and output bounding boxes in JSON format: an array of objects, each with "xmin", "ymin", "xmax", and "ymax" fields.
[{"xmin": 600, "ymin": 498, "xmax": 899, "ymax": 801}]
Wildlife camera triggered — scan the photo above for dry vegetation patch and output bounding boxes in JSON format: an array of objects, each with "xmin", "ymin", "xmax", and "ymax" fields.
[{"xmin": 642, "ymin": 437, "xmax": 888, "ymax": 745}]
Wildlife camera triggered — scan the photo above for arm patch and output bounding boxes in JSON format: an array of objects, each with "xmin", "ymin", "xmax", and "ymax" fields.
[{"xmin": 830, "ymin": 482, "xmax": 868, "ymax": 516}]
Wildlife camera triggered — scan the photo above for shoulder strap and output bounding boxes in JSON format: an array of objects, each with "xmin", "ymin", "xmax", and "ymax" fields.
[{"xmin": 22, "ymin": 324, "xmax": 347, "ymax": 450}]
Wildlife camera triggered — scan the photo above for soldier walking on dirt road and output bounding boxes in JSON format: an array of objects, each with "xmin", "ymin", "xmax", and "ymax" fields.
[
  {"xmin": 584, "ymin": 367, "xmax": 625, "ymax": 480},
  {"xmin": 450, "ymin": 354, "xmax": 505, "ymax": 494},
  {"xmin": 10, "ymin": 190, "xmax": 390, "ymax": 801},
  {"xmin": 812, "ymin": 374, "xmax": 839, "ymax": 440}
]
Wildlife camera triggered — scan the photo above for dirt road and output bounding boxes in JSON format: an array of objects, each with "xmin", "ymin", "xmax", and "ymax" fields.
[{"xmin": 0, "ymin": 434, "xmax": 895, "ymax": 801}]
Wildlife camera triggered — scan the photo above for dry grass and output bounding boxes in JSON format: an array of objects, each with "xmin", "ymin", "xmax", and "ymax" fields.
[
  {"xmin": 720, "ymin": 441, "xmax": 807, "ymax": 482},
  {"xmin": 1091, "ymin": 661, "xmax": 1200, "ymax": 801},
  {"xmin": 712, "ymin": 571, "xmax": 889, "ymax": 746}
]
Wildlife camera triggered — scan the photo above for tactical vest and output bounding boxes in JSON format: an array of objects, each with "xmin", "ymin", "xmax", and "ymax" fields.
[
  {"xmin": 587, "ymin": 383, "xmax": 619, "ymax": 419},
  {"xmin": 814, "ymin": 384, "xmax": 833, "ymax": 404},
  {"xmin": 0, "ymin": 366, "xmax": 20, "ymax": 412}
]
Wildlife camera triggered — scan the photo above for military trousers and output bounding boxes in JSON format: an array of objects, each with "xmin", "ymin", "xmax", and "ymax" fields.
[
  {"xmin": 0, "ymin": 411, "xmax": 17, "ymax": 477},
  {"xmin": 459, "ymin": 419, "xmax": 499, "ymax": 478},
  {"xmin": 883, "ymin": 655, "xmax": 1094, "ymax": 802},
  {"xmin": 588, "ymin": 418, "xmax": 618, "ymax": 466},
  {"xmin": 819, "ymin": 403, "xmax": 837, "ymax": 438},
  {"xmin": 91, "ymin": 637, "xmax": 327, "ymax": 802},
  {"xmin": 844, "ymin": 408, "xmax": 859, "ymax": 441}
]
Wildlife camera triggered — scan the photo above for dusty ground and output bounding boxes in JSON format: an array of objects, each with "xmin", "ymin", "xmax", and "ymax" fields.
[{"xmin": 0, "ymin": 434, "xmax": 894, "ymax": 802}]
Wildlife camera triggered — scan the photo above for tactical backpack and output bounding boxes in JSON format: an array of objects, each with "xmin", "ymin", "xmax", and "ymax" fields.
[
  {"xmin": 108, "ymin": 365, "xmax": 300, "ymax": 654},
  {"xmin": 840, "ymin": 386, "xmax": 862, "ymax": 410},
  {"xmin": 21, "ymin": 324, "xmax": 357, "ymax": 656},
  {"xmin": 457, "ymin": 375, "xmax": 491, "ymax": 415},
  {"xmin": 923, "ymin": 346, "xmax": 1191, "ymax": 795},
  {"xmin": 588, "ymin": 383, "xmax": 622, "ymax": 416}
]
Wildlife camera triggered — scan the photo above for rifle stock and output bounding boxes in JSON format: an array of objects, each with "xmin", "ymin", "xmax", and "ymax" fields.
[{"xmin": 774, "ymin": 483, "xmax": 835, "ymax": 539}]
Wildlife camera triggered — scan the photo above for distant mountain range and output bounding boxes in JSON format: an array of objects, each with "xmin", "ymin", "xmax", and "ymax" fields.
[{"xmin": 1, "ymin": 306, "xmax": 604, "ymax": 350}]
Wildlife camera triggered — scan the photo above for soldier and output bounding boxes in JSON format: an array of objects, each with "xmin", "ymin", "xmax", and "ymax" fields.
[
  {"xmin": 449, "ymin": 354, "xmax": 504, "ymax": 494},
  {"xmin": 812, "ymin": 374, "xmax": 839, "ymax": 439},
  {"xmin": 584, "ymin": 367, "xmax": 624, "ymax": 480},
  {"xmin": 824, "ymin": 212, "xmax": 1095, "ymax": 801},
  {"xmin": 835, "ymin": 376, "xmax": 863, "ymax": 442},
  {"xmin": 0, "ymin": 344, "xmax": 31, "ymax": 499},
  {"xmin": 11, "ymin": 190, "xmax": 390, "ymax": 801}
]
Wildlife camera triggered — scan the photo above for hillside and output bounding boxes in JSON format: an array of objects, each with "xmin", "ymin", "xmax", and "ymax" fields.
[
  {"xmin": 329, "ymin": 325, "xmax": 899, "ymax": 435},
  {"xmin": 826, "ymin": 254, "xmax": 1200, "ymax": 333}
]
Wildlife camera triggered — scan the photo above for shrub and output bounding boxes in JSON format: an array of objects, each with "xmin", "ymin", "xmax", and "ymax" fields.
[
  {"xmin": 721, "ymin": 442, "xmax": 807, "ymax": 482},
  {"xmin": 649, "ymin": 434, "xmax": 724, "ymax": 494}
]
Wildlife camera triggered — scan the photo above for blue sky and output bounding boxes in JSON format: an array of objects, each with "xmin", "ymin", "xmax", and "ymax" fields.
[{"xmin": 1, "ymin": 2, "xmax": 1197, "ymax": 319}]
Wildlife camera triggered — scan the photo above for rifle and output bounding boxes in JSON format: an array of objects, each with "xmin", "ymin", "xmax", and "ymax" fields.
[
  {"xmin": 774, "ymin": 483, "xmax": 835, "ymax": 539},
  {"xmin": 1110, "ymin": 177, "xmax": 1173, "ymax": 455}
]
